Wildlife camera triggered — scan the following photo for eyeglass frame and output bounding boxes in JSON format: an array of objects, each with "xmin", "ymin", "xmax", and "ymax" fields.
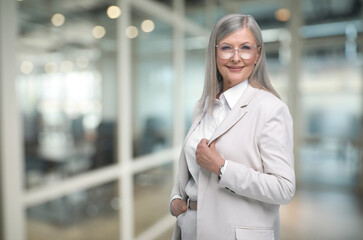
[{"xmin": 215, "ymin": 43, "xmax": 260, "ymax": 60}]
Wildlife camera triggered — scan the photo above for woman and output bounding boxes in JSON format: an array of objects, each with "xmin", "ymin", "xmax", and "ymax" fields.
[{"xmin": 170, "ymin": 14, "xmax": 295, "ymax": 240}]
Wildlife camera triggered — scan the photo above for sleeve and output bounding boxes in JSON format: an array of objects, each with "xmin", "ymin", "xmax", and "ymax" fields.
[
  {"xmin": 169, "ymin": 101, "xmax": 202, "ymax": 215},
  {"xmin": 170, "ymin": 173, "xmax": 182, "ymax": 200},
  {"xmin": 218, "ymin": 103, "xmax": 295, "ymax": 205}
]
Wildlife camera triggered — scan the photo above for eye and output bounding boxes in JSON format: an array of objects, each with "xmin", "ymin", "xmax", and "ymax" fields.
[
  {"xmin": 220, "ymin": 45, "xmax": 232, "ymax": 51},
  {"xmin": 240, "ymin": 45, "xmax": 252, "ymax": 50}
]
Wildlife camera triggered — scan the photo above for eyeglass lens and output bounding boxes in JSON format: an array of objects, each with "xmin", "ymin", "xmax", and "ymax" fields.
[{"xmin": 217, "ymin": 44, "xmax": 257, "ymax": 60}]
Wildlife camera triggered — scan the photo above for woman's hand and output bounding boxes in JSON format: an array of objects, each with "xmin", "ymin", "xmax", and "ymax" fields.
[
  {"xmin": 171, "ymin": 198, "xmax": 187, "ymax": 217},
  {"xmin": 196, "ymin": 138, "xmax": 225, "ymax": 175}
]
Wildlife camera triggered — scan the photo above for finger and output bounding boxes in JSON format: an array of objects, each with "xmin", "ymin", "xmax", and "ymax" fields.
[
  {"xmin": 200, "ymin": 138, "xmax": 208, "ymax": 145},
  {"xmin": 196, "ymin": 140, "xmax": 206, "ymax": 151},
  {"xmin": 209, "ymin": 141, "xmax": 215, "ymax": 150},
  {"xmin": 180, "ymin": 201, "xmax": 187, "ymax": 212},
  {"xmin": 181, "ymin": 204, "xmax": 187, "ymax": 212}
]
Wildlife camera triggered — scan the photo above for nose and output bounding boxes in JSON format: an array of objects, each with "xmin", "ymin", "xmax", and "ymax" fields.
[{"xmin": 231, "ymin": 48, "xmax": 241, "ymax": 62}]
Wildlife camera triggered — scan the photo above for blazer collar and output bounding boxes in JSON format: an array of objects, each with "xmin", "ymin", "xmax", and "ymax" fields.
[
  {"xmin": 184, "ymin": 84, "xmax": 260, "ymax": 147},
  {"xmin": 208, "ymin": 84, "xmax": 260, "ymax": 146}
]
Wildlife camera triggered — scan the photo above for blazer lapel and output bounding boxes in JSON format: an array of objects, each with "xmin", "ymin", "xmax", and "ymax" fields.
[
  {"xmin": 208, "ymin": 85, "xmax": 260, "ymax": 146},
  {"xmin": 184, "ymin": 110, "xmax": 206, "ymax": 145},
  {"xmin": 177, "ymin": 109, "xmax": 206, "ymax": 195},
  {"xmin": 197, "ymin": 85, "xmax": 260, "ymax": 207}
]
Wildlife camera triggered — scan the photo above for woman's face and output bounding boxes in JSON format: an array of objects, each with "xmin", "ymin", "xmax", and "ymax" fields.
[{"xmin": 216, "ymin": 28, "xmax": 259, "ymax": 92}]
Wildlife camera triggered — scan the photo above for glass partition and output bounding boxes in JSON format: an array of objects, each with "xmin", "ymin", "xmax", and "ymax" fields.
[
  {"xmin": 299, "ymin": 41, "xmax": 362, "ymax": 186},
  {"xmin": 27, "ymin": 181, "xmax": 120, "ymax": 240},
  {"xmin": 266, "ymin": 46, "xmax": 289, "ymax": 102},
  {"xmin": 17, "ymin": 0, "xmax": 118, "ymax": 189},
  {"xmin": 152, "ymin": 0, "xmax": 173, "ymax": 8},
  {"xmin": 184, "ymin": 34, "xmax": 207, "ymax": 130},
  {"xmin": 134, "ymin": 163, "xmax": 174, "ymax": 236},
  {"xmin": 131, "ymin": 11, "xmax": 174, "ymax": 157}
]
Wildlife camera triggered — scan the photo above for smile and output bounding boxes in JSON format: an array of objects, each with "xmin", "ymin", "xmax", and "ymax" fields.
[{"xmin": 227, "ymin": 66, "xmax": 244, "ymax": 71}]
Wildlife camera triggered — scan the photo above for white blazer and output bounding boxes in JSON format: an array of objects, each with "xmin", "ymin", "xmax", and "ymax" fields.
[{"xmin": 170, "ymin": 84, "xmax": 295, "ymax": 240}]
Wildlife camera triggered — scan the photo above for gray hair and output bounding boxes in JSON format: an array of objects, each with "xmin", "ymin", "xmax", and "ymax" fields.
[{"xmin": 198, "ymin": 14, "xmax": 280, "ymax": 113}]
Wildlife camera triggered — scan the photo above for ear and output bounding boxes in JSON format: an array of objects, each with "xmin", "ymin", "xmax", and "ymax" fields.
[
  {"xmin": 254, "ymin": 54, "xmax": 260, "ymax": 65},
  {"xmin": 254, "ymin": 47, "xmax": 261, "ymax": 65}
]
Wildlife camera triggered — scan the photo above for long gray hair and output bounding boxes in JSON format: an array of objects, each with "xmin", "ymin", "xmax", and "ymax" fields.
[{"xmin": 198, "ymin": 14, "xmax": 280, "ymax": 113}]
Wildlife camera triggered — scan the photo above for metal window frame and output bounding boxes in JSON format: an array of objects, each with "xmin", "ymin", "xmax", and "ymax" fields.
[{"xmin": 0, "ymin": 0, "xmax": 25, "ymax": 239}]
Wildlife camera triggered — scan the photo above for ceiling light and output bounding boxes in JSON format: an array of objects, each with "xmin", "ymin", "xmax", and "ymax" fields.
[
  {"xmin": 141, "ymin": 20, "xmax": 155, "ymax": 33},
  {"xmin": 125, "ymin": 26, "xmax": 138, "ymax": 39},
  {"xmin": 76, "ymin": 56, "xmax": 89, "ymax": 69},
  {"xmin": 275, "ymin": 8, "xmax": 291, "ymax": 22},
  {"xmin": 60, "ymin": 61, "xmax": 74, "ymax": 72},
  {"xmin": 44, "ymin": 62, "xmax": 57, "ymax": 74},
  {"xmin": 51, "ymin": 13, "xmax": 65, "ymax": 27},
  {"xmin": 20, "ymin": 61, "xmax": 33, "ymax": 75},
  {"xmin": 92, "ymin": 26, "xmax": 106, "ymax": 39},
  {"xmin": 107, "ymin": 6, "xmax": 121, "ymax": 19}
]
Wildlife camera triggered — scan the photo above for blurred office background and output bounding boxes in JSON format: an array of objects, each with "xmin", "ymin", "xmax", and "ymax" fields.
[{"xmin": 0, "ymin": 0, "xmax": 363, "ymax": 239}]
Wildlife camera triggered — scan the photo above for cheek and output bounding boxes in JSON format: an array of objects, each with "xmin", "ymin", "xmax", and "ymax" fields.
[
  {"xmin": 245, "ymin": 64, "xmax": 255, "ymax": 76},
  {"xmin": 216, "ymin": 58, "xmax": 224, "ymax": 71},
  {"xmin": 216, "ymin": 59, "xmax": 227, "ymax": 77}
]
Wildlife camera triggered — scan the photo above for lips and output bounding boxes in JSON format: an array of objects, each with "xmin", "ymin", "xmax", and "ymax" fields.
[{"xmin": 227, "ymin": 66, "xmax": 244, "ymax": 72}]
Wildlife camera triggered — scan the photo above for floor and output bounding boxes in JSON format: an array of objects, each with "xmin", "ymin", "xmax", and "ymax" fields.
[
  {"xmin": 27, "ymin": 184, "xmax": 363, "ymax": 240},
  {"xmin": 161, "ymin": 185, "xmax": 363, "ymax": 240},
  {"xmin": 280, "ymin": 185, "xmax": 363, "ymax": 240}
]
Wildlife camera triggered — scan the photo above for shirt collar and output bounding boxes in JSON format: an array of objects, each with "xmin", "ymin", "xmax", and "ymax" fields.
[
  {"xmin": 220, "ymin": 79, "xmax": 248, "ymax": 109},
  {"xmin": 202, "ymin": 79, "xmax": 249, "ymax": 112}
]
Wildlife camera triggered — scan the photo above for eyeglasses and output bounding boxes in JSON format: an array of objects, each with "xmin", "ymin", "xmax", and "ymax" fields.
[{"xmin": 216, "ymin": 43, "xmax": 259, "ymax": 60}]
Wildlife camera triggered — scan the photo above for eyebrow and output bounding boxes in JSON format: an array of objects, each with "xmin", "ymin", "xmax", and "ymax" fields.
[{"xmin": 220, "ymin": 41, "xmax": 254, "ymax": 45}]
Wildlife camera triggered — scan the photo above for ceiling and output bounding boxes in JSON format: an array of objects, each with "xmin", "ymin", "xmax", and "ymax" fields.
[{"xmin": 16, "ymin": 0, "xmax": 363, "ymax": 61}]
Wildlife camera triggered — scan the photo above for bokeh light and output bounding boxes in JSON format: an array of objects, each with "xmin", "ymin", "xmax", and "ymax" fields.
[
  {"xmin": 141, "ymin": 20, "xmax": 155, "ymax": 33},
  {"xmin": 51, "ymin": 13, "xmax": 65, "ymax": 27},
  {"xmin": 275, "ymin": 8, "xmax": 291, "ymax": 22},
  {"xmin": 125, "ymin": 26, "xmax": 138, "ymax": 39},
  {"xmin": 44, "ymin": 62, "xmax": 58, "ymax": 74},
  {"xmin": 20, "ymin": 61, "xmax": 33, "ymax": 75},
  {"xmin": 60, "ymin": 60, "xmax": 74, "ymax": 72},
  {"xmin": 107, "ymin": 6, "xmax": 121, "ymax": 19},
  {"xmin": 92, "ymin": 26, "xmax": 106, "ymax": 39},
  {"xmin": 76, "ymin": 56, "xmax": 90, "ymax": 69}
]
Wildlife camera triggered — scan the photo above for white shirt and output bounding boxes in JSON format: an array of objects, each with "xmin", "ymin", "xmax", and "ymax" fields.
[{"xmin": 173, "ymin": 80, "xmax": 248, "ymax": 202}]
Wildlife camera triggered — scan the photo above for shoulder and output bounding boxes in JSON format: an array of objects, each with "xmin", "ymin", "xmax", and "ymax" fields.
[
  {"xmin": 254, "ymin": 89, "xmax": 287, "ymax": 109},
  {"xmin": 251, "ymin": 89, "xmax": 291, "ymax": 120},
  {"xmin": 191, "ymin": 100, "xmax": 204, "ymax": 121},
  {"xmin": 255, "ymin": 89, "xmax": 283, "ymax": 105}
]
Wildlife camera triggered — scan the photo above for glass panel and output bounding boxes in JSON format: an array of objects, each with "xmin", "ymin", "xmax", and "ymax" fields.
[
  {"xmin": 184, "ymin": 34, "xmax": 206, "ymax": 130},
  {"xmin": 17, "ymin": 0, "xmax": 118, "ymax": 189},
  {"xmin": 27, "ymin": 181, "xmax": 120, "ymax": 240},
  {"xmin": 158, "ymin": 227, "xmax": 174, "ymax": 240},
  {"xmin": 266, "ymin": 45, "xmax": 289, "ymax": 102},
  {"xmin": 299, "ymin": 39, "xmax": 362, "ymax": 186},
  {"xmin": 134, "ymin": 163, "xmax": 174, "ymax": 236},
  {"xmin": 185, "ymin": 0, "xmax": 285, "ymax": 29},
  {"xmin": 185, "ymin": 0, "xmax": 210, "ymax": 27},
  {"xmin": 152, "ymin": 0, "xmax": 172, "ymax": 8},
  {"xmin": 131, "ymin": 11, "xmax": 174, "ymax": 157}
]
